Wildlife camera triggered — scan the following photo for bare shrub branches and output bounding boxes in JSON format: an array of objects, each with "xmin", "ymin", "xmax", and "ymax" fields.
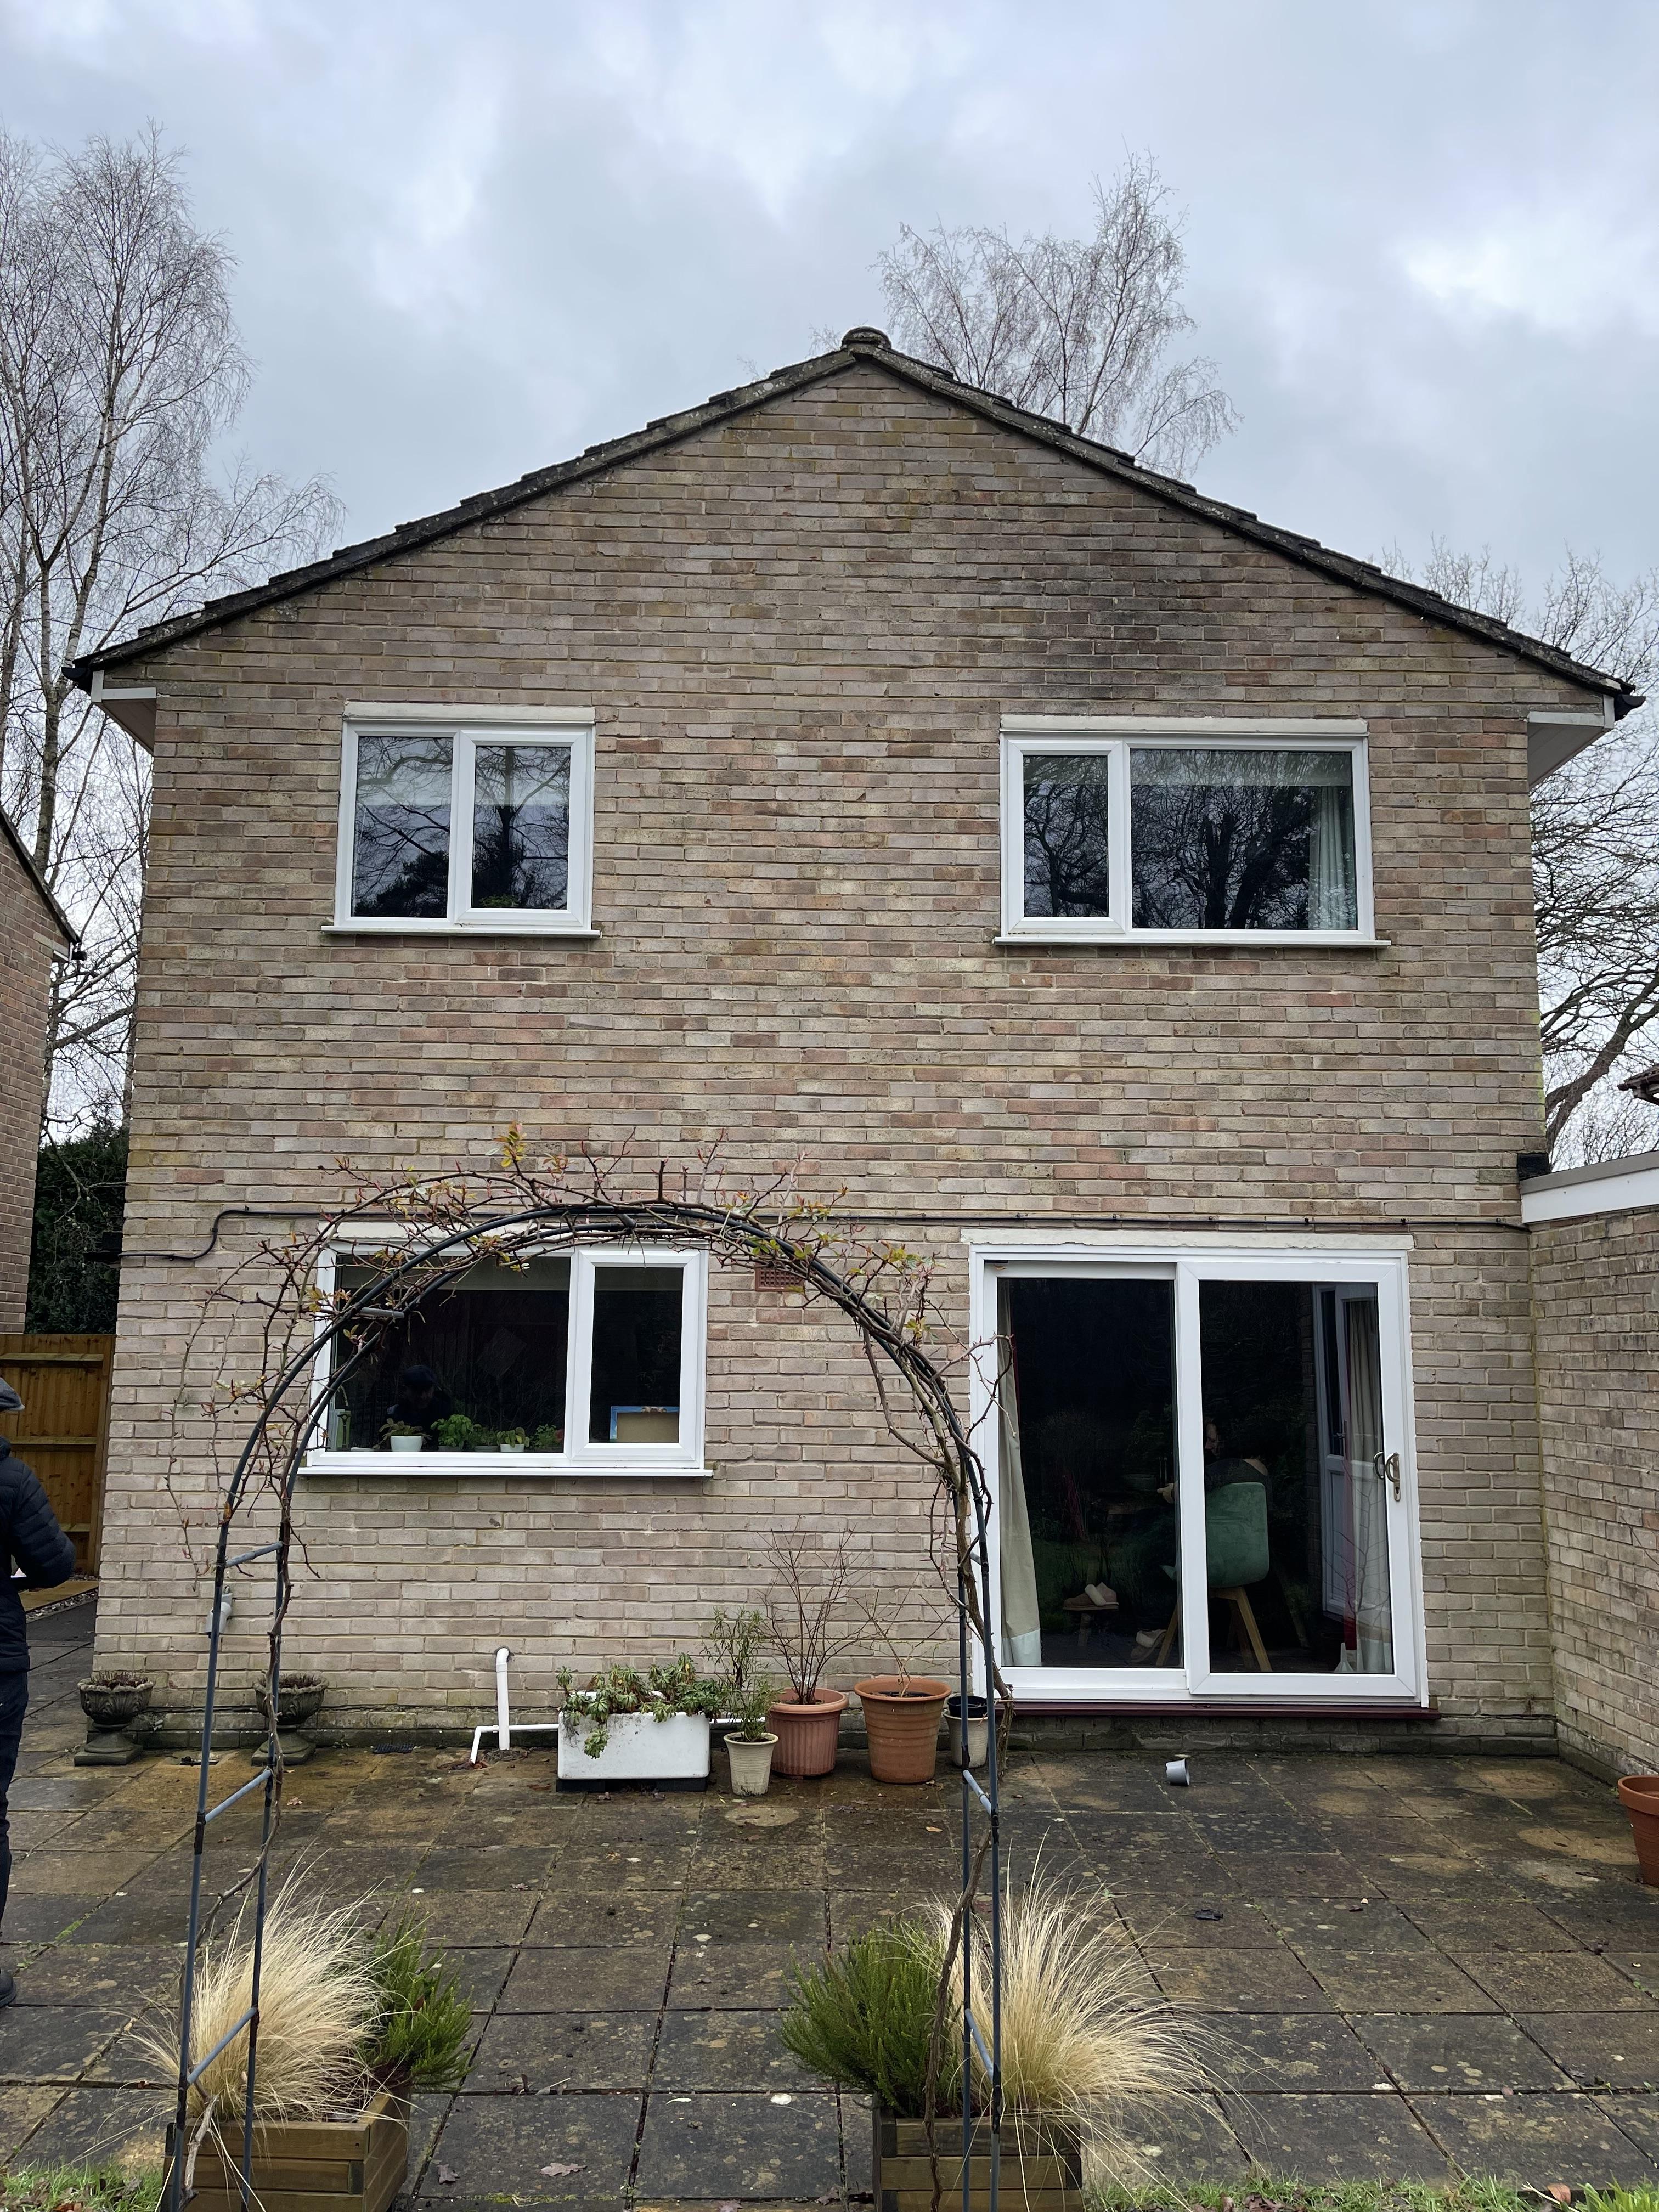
[
  {"xmin": 877, "ymin": 156, "xmax": 1237, "ymax": 475},
  {"xmin": 0, "ymin": 126, "xmax": 340, "ymax": 1128}
]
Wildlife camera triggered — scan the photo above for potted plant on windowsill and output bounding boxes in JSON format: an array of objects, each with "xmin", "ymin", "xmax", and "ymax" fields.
[
  {"xmin": 762, "ymin": 1535, "xmax": 860, "ymax": 1778},
  {"xmin": 555, "ymin": 1656, "xmax": 725, "ymax": 1789},
  {"xmin": 384, "ymin": 1420, "xmax": 425, "ymax": 1454},
  {"xmin": 497, "ymin": 1428, "xmax": 528, "ymax": 1454},
  {"xmin": 155, "ymin": 1888, "xmax": 471, "ymax": 2212},
  {"xmin": 780, "ymin": 1875, "xmax": 1204, "ymax": 2212}
]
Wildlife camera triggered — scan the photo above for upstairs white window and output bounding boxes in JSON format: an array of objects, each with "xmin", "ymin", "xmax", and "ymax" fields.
[
  {"xmin": 334, "ymin": 714, "xmax": 594, "ymax": 932},
  {"xmin": 1002, "ymin": 721, "xmax": 1373, "ymax": 944}
]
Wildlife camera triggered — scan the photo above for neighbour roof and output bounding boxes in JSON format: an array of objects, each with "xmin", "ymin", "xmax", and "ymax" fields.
[
  {"xmin": 1619, "ymin": 1064, "xmax": 1659, "ymax": 1105},
  {"xmin": 66, "ymin": 329, "xmax": 1642, "ymax": 716},
  {"xmin": 0, "ymin": 806, "xmax": 78, "ymax": 950}
]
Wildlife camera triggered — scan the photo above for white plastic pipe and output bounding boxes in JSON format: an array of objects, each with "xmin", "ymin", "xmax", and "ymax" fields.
[{"xmin": 495, "ymin": 1645, "xmax": 512, "ymax": 1751}]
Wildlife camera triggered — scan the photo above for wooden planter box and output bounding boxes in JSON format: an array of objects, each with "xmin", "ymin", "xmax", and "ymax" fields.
[
  {"xmin": 873, "ymin": 2107, "xmax": 1083, "ymax": 2212},
  {"xmin": 168, "ymin": 2087, "xmax": 408, "ymax": 2212}
]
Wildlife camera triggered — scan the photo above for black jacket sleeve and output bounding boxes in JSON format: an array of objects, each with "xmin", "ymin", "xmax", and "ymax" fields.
[{"xmin": 5, "ymin": 1459, "xmax": 76, "ymax": 1588}]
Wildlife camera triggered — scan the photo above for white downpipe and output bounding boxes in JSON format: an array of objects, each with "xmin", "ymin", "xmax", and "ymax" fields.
[{"xmin": 496, "ymin": 1645, "xmax": 512, "ymax": 1750}]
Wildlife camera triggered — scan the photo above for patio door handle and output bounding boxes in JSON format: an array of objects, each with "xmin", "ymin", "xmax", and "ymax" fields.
[{"xmin": 1373, "ymin": 1451, "xmax": 1401, "ymax": 1502}]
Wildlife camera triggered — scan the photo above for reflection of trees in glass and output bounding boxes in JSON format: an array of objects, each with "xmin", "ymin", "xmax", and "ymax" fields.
[
  {"xmin": 1131, "ymin": 753, "xmax": 1354, "ymax": 930},
  {"xmin": 1022, "ymin": 754, "xmax": 1111, "ymax": 916},
  {"xmin": 471, "ymin": 746, "xmax": 569, "ymax": 910},
  {"xmin": 352, "ymin": 735, "xmax": 452, "ymax": 918}
]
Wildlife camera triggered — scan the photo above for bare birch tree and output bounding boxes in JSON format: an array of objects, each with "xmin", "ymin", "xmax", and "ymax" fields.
[
  {"xmin": 1388, "ymin": 539, "xmax": 1659, "ymax": 1159},
  {"xmin": 0, "ymin": 127, "xmax": 339, "ymax": 1130},
  {"xmin": 876, "ymin": 156, "xmax": 1237, "ymax": 474}
]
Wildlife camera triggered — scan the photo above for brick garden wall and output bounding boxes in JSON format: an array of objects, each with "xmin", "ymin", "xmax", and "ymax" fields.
[
  {"xmin": 1532, "ymin": 1206, "xmax": 1659, "ymax": 1775},
  {"xmin": 0, "ymin": 837, "xmax": 61, "ymax": 1330},
  {"xmin": 89, "ymin": 362, "xmax": 1594, "ymax": 1743}
]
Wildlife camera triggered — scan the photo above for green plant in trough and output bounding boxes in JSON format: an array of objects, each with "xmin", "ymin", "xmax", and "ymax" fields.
[
  {"xmin": 556, "ymin": 1655, "xmax": 725, "ymax": 1757},
  {"xmin": 362, "ymin": 1909, "xmax": 473, "ymax": 2090},
  {"xmin": 780, "ymin": 1919, "xmax": 959, "ymax": 2118}
]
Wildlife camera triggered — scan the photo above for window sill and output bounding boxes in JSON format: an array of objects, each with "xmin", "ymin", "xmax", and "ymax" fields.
[
  {"xmin": 323, "ymin": 923, "xmax": 602, "ymax": 939},
  {"xmin": 301, "ymin": 1451, "xmax": 709, "ymax": 1480},
  {"xmin": 992, "ymin": 933, "xmax": 1391, "ymax": 951}
]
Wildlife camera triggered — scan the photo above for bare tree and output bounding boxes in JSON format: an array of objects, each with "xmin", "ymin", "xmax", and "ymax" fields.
[
  {"xmin": 876, "ymin": 156, "xmax": 1237, "ymax": 475},
  {"xmin": 1387, "ymin": 539, "xmax": 1659, "ymax": 1158},
  {"xmin": 0, "ymin": 127, "xmax": 340, "ymax": 1130}
]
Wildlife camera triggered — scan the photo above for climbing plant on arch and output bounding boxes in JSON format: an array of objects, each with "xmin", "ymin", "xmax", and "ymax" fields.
[{"xmin": 163, "ymin": 1137, "xmax": 1010, "ymax": 2211}]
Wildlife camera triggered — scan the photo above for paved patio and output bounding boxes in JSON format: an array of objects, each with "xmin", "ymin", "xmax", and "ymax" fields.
[{"xmin": 10, "ymin": 1602, "xmax": 1659, "ymax": 2202}]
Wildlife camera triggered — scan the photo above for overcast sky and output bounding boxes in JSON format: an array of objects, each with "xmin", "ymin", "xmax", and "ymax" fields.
[{"xmin": 3, "ymin": 0, "xmax": 1655, "ymax": 607}]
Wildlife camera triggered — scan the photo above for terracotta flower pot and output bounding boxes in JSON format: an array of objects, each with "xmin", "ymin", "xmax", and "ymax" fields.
[
  {"xmin": 766, "ymin": 1689, "xmax": 847, "ymax": 1778},
  {"xmin": 1618, "ymin": 1774, "xmax": 1659, "ymax": 1883},
  {"xmin": 856, "ymin": 1675, "xmax": 950, "ymax": 1785}
]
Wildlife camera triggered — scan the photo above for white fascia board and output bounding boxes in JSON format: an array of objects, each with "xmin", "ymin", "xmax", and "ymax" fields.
[
  {"xmin": 1523, "ymin": 1159, "xmax": 1659, "ymax": 1225},
  {"xmin": 343, "ymin": 702, "xmax": 595, "ymax": 725},
  {"xmin": 88, "ymin": 672, "xmax": 157, "ymax": 749},
  {"xmin": 1001, "ymin": 715, "xmax": 1368, "ymax": 737}
]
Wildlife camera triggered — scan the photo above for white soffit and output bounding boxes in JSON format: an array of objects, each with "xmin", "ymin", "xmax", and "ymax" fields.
[
  {"xmin": 1528, "ymin": 707, "xmax": 1612, "ymax": 787},
  {"xmin": 1523, "ymin": 1151, "xmax": 1659, "ymax": 1226}
]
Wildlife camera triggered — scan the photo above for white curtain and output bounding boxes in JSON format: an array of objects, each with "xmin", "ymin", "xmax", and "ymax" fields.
[
  {"xmin": 1336, "ymin": 1295, "xmax": 1393, "ymax": 1674},
  {"xmin": 996, "ymin": 1283, "xmax": 1043, "ymax": 1668},
  {"xmin": 1308, "ymin": 784, "xmax": 1358, "ymax": 930}
]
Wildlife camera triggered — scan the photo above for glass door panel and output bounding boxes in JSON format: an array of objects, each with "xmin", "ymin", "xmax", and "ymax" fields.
[
  {"xmin": 998, "ymin": 1276, "xmax": 1181, "ymax": 1670},
  {"xmin": 1196, "ymin": 1279, "xmax": 1394, "ymax": 1677}
]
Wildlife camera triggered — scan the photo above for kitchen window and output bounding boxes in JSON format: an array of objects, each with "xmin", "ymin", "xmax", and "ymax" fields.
[
  {"xmin": 307, "ymin": 1245, "xmax": 707, "ymax": 1475},
  {"xmin": 1001, "ymin": 719, "xmax": 1374, "ymax": 944},
  {"xmin": 332, "ymin": 711, "xmax": 595, "ymax": 933}
]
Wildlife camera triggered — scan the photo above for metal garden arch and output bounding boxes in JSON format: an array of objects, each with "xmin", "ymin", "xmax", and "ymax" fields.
[{"xmin": 167, "ymin": 1189, "xmax": 1008, "ymax": 2212}]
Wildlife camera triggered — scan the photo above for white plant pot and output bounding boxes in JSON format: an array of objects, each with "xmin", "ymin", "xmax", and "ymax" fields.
[
  {"xmin": 500, "ymin": 1443, "xmax": 525, "ymax": 1454},
  {"xmin": 388, "ymin": 1435, "xmax": 424, "ymax": 1453},
  {"xmin": 557, "ymin": 1710, "xmax": 710, "ymax": 1786},
  {"xmin": 726, "ymin": 1733, "xmax": 777, "ymax": 1797}
]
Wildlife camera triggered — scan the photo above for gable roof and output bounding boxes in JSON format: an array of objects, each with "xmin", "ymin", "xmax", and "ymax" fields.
[
  {"xmin": 1, "ymin": 806, "xmax": 78, "ymax": 951},
  {"xmin": 67, "ymin": 328, "xmax": 1641, "ymax": 725}
]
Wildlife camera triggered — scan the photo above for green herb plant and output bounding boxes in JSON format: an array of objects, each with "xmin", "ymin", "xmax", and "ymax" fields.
[
  {"xmin": 556, "ymin": 1655, "xmax": 725, "ymax": 1758},
  {"xmin": 361, "ymin": 1909, "xmax": 473, "ymax": 2091},
  {"xmin": 383, "ymin": 1419, "xmax": 424, "ymax": 1440},
  {"xmin": 531, "ymin": 1423, "xmax": 563, "ymax": 1451},
  {"xmin": 734, "ymin": 1674, "xmax": 775, "ymax": 1742},
  {"xmin": 780, "ymin": 1919, "xmax": 958, "ymax": 2118},
  {"xmin": 432, "ymin": 1413, "xmax": 498, "ymax": 1451},
  {"xmin": 496, "ymin": 1428, "xmax": 528, "ymax": 1449}
]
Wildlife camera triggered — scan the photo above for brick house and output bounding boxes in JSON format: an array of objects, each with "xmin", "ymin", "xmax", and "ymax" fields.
[
  {"xmin": 69, "ymin": 328, "xmax": 1637, "ymax": 1752},
  {"xmin": 0, "ymin": 807, "xmax": 77, "ymax": 1329}
]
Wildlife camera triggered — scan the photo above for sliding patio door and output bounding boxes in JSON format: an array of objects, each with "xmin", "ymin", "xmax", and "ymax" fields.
[{"xmin": 988, "ymin": 1253, "xmax": 1421, "ymax": 1703}]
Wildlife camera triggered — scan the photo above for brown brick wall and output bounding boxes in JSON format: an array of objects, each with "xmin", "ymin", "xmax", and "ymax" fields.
[
  {"xmin": 0, "ymin": 838, "xmax": 59, "ymax": 1330},
  {"xmin": 1532, "ymin": 1205, "xmax": 1659, "ymax": 1775},
  {"xmin": 90, "ymin": 364, "xmax": 1594, "ymax": 1736}
]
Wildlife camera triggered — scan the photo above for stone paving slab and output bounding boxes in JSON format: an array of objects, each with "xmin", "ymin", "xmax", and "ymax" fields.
[{"xmin": 13, "ymin": 1602, "xmax": 1659, "ymax": 2194}]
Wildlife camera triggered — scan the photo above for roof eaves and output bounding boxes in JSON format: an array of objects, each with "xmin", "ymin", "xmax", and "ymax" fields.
[
  {"xmin": 69, "ymin": 331, "xmax": 1639, "ymax": 714},
  {"xmin": 0, "ymin": 806, "xmax": 78, "ymax": 950}
]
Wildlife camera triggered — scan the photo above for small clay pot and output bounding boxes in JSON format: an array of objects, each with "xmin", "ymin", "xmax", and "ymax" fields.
[
  {"xmin": 257, "ymin": 1674, "xmax": 327, "ymax": 1729},
  {"xmin": 856, "ymin": 1675, "xmax": 950, "ymax": 1785},
  {"xmin": 766, "ymin": 1689, "xmax": 848, "ymax": 1778},
  {"xmin": 77, "ymin": 1674, "xmax": 154, "ymax": 1729},
  {"xmin": 1618, "ymin": 1774, "xmax": 1659, "ymax": 1883}
]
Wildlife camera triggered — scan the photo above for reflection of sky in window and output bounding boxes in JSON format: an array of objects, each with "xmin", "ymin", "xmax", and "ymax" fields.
[
  {"xmin": 1131, "ymin": 749, "xmax": 1356, "ymax": 931},
  {"xmin": 352, "ymin": 735, "xmax": 452, "ymax": 917},
  {"xmin": 471, "ymin": 744, "xmax": 570, "ymax": 910}
]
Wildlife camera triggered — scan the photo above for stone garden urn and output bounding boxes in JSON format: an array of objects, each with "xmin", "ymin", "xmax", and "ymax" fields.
[
  {"xmin": 255, "ymin": 1672, "xmax": 328, "ymax": 1765},
  {"xmin": 75, "ymin": 1672, "xmax": 154, "ymax": 1767}
]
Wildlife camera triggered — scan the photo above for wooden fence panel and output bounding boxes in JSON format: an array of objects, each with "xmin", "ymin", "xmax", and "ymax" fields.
[{"xmin": 0, "ymin": 1333, "xmax": 114, "ymax": 1575}]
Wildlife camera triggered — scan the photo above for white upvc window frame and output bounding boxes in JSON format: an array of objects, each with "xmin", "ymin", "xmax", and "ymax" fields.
[
  {"xmin": 999, "ymin": 716, "xmax": 1376, "ymax": 946},
  {"xmin": 303, "ymin": 1234, "xmax": 708, "ymax": 1479},
  {"xmin": 332, "ymin": 706, "xmax": 596, "ymax": 934},
  {"xmin": 968, "ymin": 1240, "xmax": 1425, "ymax": 1706}
]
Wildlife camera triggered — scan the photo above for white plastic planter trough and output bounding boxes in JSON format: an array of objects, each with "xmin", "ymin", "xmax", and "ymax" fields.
[{"xmin": 556, "ymin": 1711, "xmax": 711, "ymax": 1791}]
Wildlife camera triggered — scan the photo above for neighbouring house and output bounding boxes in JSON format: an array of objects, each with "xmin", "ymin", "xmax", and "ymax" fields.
[
  {"xmin": 67, "ymin": 328, "xmax": 1643, "ymax": 1758},
  {"xmin": 0, "ymin": 806, "xmax": 77, "ymax": 1329}
]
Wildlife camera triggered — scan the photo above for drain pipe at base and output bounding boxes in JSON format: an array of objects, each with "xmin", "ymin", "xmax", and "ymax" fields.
[{"xmin": 467, "ymin": 1646, "xmax": 739, "ymax": 1765}]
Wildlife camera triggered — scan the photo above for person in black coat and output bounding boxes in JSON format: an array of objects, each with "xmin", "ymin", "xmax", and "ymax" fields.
[{"xmin": 0, "ymin": 1376, "xmax": 76, "ymax": 2005}]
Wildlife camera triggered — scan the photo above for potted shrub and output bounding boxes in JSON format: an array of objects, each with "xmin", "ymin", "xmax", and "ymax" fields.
[
  {"xmin": 156, "ymin": 1887, "xmax": 471, "ymax": 2212},
  {"xmin": 763, "ymin": 1535, "xmax": 859, "ymax": 1778},
  {"xmin": 725, "ymin": 1677, "xmax": 778, "ymax": 1798},
  {"xmin": 855, "ymin": 1578, "xmax": 951, "ymax": 1785},
  {"xmin": 555, "ymin": 1656, "xmax": 724, "ymax": 1789},
  {"xmin": 780, "ymin": 1874, "xmax": 1202, "ymax": 2212},
  {"xmin": 384, "ymin": 1420, "xmax": 424, "ymax": 1454},
  {"xmin": 76, "ymin": 1670, "xmax": 154, "ymax": 1769}
]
